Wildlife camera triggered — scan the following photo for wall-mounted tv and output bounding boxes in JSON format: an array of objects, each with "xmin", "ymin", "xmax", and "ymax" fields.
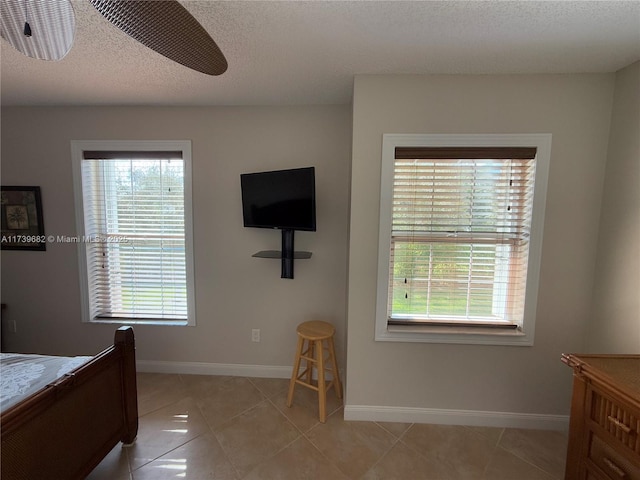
[{"xmin": 240, "ymin": 166, "xmax": 316, "ymax": 232}]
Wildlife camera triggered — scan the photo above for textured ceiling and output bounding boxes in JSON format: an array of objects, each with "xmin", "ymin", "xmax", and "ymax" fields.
[{"xmin": 1, "ymin": 0, "xmax": 639, "ymax": 106}]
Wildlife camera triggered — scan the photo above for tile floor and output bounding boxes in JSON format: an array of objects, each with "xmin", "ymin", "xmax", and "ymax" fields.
[{"xmin": 87, "ymin": 373, "xmax": 568, "ymax": 479}]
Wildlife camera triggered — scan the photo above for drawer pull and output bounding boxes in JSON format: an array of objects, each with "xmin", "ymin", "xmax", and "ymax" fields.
[
  {"xmin": 602, "ymin": 457, "xmax": 626, "ymax": 478},
  {"xmin": 607, "ymin": 415, "xmax": 632, "ymax": 434}
]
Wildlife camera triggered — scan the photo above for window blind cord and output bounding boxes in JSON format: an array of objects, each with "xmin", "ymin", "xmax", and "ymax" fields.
[
  {"xmin": 466, "ymin": 163, "xmax": 477, "ymax": 318},
  {"xmin": 405, "ymin": 160, "xmax": 419, "ymax": 302},
  {"xmin": 508, "ymin": 160, "xmax": 513, "ymax": 212}
]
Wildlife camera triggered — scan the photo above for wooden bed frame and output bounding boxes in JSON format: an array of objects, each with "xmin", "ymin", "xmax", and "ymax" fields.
[{"xmin": 1, "ymin": 326, "xmax": 138, "ymax": 480}]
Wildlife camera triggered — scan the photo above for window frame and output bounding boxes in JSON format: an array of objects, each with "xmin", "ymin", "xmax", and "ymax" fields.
[
  {"xmin": 71, "ymin": 140, "xmax": 196, "ymax": 326},
  {"xmin": 375, "ymin": 134, "xmax": 551, "ymax": 345}
]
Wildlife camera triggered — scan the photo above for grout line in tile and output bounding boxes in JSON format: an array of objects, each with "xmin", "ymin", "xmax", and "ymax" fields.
[
  {"xmin": 191, "ymin": 380, "xmax": 268, "ymax": 434},
  {"xmin": 125, "ymin": 446, "xmax": 132, "ymax": 475},
  {"xmin": 374, "ymin": 420, "xmax": 414, "ymax": 440},
  {"xmin": 300, "ymin": 436, "xmax": 349, "ymax": 479},
  {"xmin": 267, "ymin": 388, "xmax": 344, "ymax": 436},
  {"xmin": 210, "ymin": 397, "xmax": 304, "ymax": 479},
  {"xmin": 128, "ymin": 431, "xmax": 207, "ymax": 474},
  {"xmin": 306, "ymin": 408, "xmax": 403, "ymax": 480},
  {"xmin": 497, "ymin": 428, "xmax": 568, "ymax": 478},
  {"xmin": 245, "ymin": 376, "xmax": 290, "ymax": 399},
  {"xmin": 395, "ymin": 428, "xmax": 437, "ymax": 466},
  {"xmin": 225, "ymin": 445, "xmax": 245, "ymax": 480},
  {"xmin": 136, "ymin": 400, "xmax": 177, "ymax": 419},
  {"xmin": 366, "ymin": 421, "xmax": 415, "ymax": 479},
  {"xmin": 135, "ymin": 373, "xmax": 187, "ymax": 418},
  {"xmin": 239, "ymin": 432, "xmax": 305, "ymax": 479},
  {"xmin": 264, "ymin": 394, "xmax": 309, "ymax": 436},
  {"xmin": 480, "ymin": 445, "xmax": 497, "ymax": 479},
  {"xmin": 300, "ymin": 408, "xmax": 354, "ymax": 478},
  {"xmin": 358, "ymin": 434, "xmax": 400, "ymax": 479},
  {"xmin": 204, "ymin": 395, "xmax": 269, "ymax": 433},
  {"xmin": 494, "ymin": 443, "xmax": 561, "ymax": 480}
]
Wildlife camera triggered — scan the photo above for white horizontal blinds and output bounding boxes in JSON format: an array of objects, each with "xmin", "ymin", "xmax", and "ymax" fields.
[
  {"xmin": 389, "ymin": 147, "xmax": 537, "ymax": 326},
  {"xmin": 81, "ymin": 151, "xmax": 187, "ymax": 321}
]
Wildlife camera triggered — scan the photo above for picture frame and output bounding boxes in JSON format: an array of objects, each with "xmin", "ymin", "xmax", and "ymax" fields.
[{"xmin": 1, "ymin": 186, "xmax": 46, "ymax": 251}]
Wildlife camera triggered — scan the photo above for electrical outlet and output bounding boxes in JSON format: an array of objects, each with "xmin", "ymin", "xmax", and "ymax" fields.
[{"xmin": 251, "ymin": 329, "xmax": 260, "ymax": 342}]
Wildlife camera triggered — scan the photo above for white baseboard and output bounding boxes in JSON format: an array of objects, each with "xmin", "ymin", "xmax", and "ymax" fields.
[
  {"xmin": 136, "ymin": 359, "xmax": 292, "ymax": 378},
  {"xmin": 344, "ymin": 404, "xmax": 569, "ymax": 431},
  {"xmin": 137, "ymin": 359, "xmax": 344, "ymax": 381}
]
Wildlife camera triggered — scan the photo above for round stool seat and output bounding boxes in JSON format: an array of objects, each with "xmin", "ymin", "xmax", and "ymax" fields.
[{"xmin": 296, "ymin": 320, "xmax": 335, "ymax": 341}]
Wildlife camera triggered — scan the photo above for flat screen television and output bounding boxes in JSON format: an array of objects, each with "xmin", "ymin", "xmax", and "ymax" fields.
[{"xmin": 241, "ymin": 167, "xmax": 316, "ymax": 232}]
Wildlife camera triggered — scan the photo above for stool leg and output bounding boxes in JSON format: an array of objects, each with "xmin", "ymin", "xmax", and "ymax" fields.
[
  {"xmin": 316, "ymin": 339, "xmax": 327, "ymax": 423},
  {"xmin": 287, "ymin": 335, "xmax": 304, "ymax": 407},
  {"xmin": 305, "ymin": 340, "xmax": 314, "ymax": 385},
  {"xmin": 328, "ymin": 337, "xmax": 343, "ymax": 399}
]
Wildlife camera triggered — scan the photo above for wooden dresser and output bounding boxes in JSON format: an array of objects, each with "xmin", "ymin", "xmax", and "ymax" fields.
[{"xmin": 562, "ymin": 354, "xmax": 640, "ymax": 480}]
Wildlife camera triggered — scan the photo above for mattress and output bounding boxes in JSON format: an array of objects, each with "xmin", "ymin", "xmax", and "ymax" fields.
[{"xmin": 1, "ymin": 353, "xmax": 93, "ymax": 412}]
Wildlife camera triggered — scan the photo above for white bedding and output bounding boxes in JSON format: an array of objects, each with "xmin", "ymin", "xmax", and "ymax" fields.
[{"xmin": 1, "ymin": 353, "xmax": 93, "ymax": 412}]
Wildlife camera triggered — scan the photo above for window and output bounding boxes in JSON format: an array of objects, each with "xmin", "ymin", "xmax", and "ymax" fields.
[
  {"xmin": 376, "ymin": 134, "xmax": 551, "ymax": 345},
  {"xmin": 71, "ymin": 140, "xmax": 196, "ymax": 326}
]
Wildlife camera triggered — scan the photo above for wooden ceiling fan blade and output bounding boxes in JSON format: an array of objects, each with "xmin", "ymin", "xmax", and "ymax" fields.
[
  {"xmin": 89, "ymin": 0, "xmax": 228, "ymax": 76},
  {"xmin": 0, "ymin": 0, "xmax": 75, "ymax": 61}
]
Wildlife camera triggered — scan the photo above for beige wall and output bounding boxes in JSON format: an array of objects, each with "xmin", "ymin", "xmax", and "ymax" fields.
[
  {"xmin": 2, "ymin": 69, "xmax": 634, "ymax": 423},
  {"xmin": 1, "ymin": 106, "xmax": 352, "ymax": 371},
  {"xmin": 588, "ymin": 62, "xmax": 640, "ymax": 353},
  {"xmin": 347, "ymin": 74, "xmax": 615, "ymax": 418}
]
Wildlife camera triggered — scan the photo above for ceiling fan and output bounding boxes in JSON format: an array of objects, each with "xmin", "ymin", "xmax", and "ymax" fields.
[{"xmin": 0, "ymin": 0, "xmax": 228, "ymax": 75}]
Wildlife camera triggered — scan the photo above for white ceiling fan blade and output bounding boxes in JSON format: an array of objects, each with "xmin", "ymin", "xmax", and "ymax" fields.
[{"xmin": 0, "ymin": 0, "xmax": 75, "ymax": 61}]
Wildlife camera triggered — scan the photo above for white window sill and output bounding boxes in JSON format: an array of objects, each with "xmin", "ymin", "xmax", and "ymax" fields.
[
  {"xmin": 87, "ymin": 318, "xmax": 191, "ymax": 327},
  {"xmin": 376, "ymin": 324, "xmax": 533, "ymax": 346}
]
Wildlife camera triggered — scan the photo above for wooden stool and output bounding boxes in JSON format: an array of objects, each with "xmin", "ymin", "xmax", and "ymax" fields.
[{"xmin": 286, "ymin": 320, "xmax": 342, "ymax": 423}]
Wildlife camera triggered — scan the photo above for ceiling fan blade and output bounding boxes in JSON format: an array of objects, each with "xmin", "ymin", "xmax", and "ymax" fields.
[
  {"xmin": 0, "ymin": 0, "xmax": 75, "ymax": 61},
  {"xmin": 89, "ymin": 0, "xmax": 228, "ymax": 76}
]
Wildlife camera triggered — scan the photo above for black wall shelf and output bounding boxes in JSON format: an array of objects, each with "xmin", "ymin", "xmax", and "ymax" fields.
[
  {"xmin": 252, "ymin": 250, "xmax": 312, "ymax": 259},
  {"xmin": 251, "ymin": 229, "xmax": 311, "ymax": 279}
]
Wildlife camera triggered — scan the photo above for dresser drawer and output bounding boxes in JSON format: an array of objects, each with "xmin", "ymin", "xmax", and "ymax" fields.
[
  {"xmin": 590, "ymin": 388, "xmax": 640, "ymax": 456},
  {"xmin": 589, "ymin": 433, "xmax": 640, "ymax": 480}
]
